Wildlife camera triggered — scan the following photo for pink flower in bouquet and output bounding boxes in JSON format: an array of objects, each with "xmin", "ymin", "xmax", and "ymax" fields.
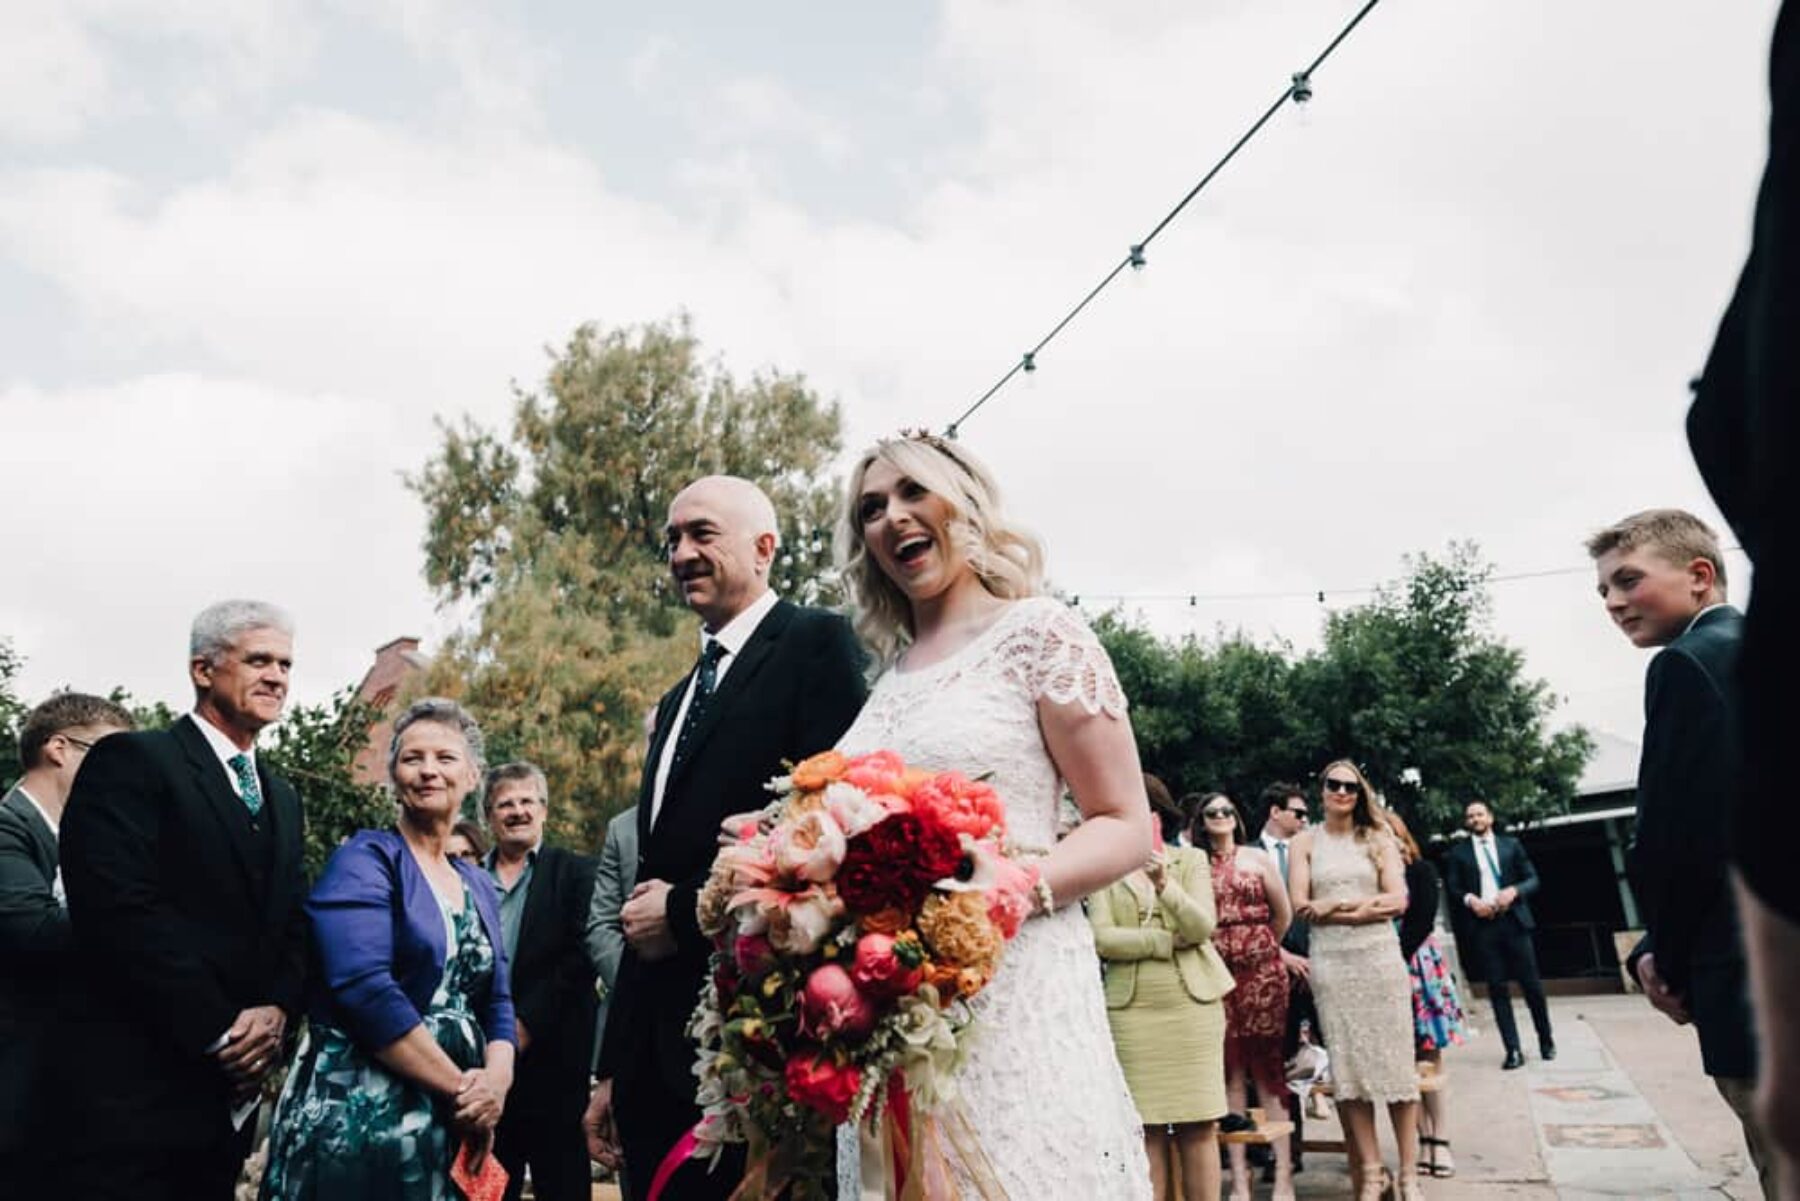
[
  {"xmin": 769, "ymin": 809, "xmax": 848, "ymax": 883},
  {"xmin": 784, "ymin": 1051, "xmax": 862, "ymax": 1125},
  {"xmin": 733, "ymin": 933, "xmax": 777, "ymax": 977},
  {"xmin": 937, "ymin": 840, "xmax": 1037, "ymax": 939},
  {"xmin": 910, "ymin": 773, "xmax": 1006, "ymax": 841},
  {"xmin": 800, "ymin": 963, "xmax": 877, "ymax": 1039},
  {"xmin": 849, "ymin": 932, "xmax": 923, "ymax": 998},
  {"xmin": 842, "ymin": 750, "xmax": 907, "ymax": 795},
  {"xmin": 765, "ymin": 887, "xmax": 843, "ymax": 956}
]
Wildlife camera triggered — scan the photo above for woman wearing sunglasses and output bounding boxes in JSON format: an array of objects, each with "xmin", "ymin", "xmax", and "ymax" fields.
[
  {"xmin": 1289, "ymin": 761, "xmax": 1422, "ymax": 1200},
  {"xmin": 1191, "ymin": 793, "xmax": 1296, "ymax": 1201}
]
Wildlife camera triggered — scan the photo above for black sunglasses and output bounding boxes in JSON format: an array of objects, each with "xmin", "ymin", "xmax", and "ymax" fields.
[
  {"xmin": 1284, "ymin": 804, "xmax": 1310, "ymax": 817},
  {"xmin": 1322, "ymin": 778, "xmax": 1360, "ymax": 795},
  {"xmin": 61, "ymin": 735, "xmax": 95, "ymax": 752},
  {"xmin": 1201, "ymin": 806, "xmax": 1236, "ymax": 820}
]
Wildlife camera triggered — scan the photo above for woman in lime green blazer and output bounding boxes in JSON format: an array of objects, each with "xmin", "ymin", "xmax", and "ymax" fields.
[{"xmin": 1090, "ymin": 791, "xmax": 1234, "ymax": 1201}]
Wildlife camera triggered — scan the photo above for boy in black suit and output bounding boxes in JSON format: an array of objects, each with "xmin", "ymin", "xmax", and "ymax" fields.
[
  {"xmin": 1589, "ymin": 509, "xmax": 1769, "ymax": 1189},
  {"xmin": 1445, "ymin": 799, "xmax": 1554, "ymax": 1069}
]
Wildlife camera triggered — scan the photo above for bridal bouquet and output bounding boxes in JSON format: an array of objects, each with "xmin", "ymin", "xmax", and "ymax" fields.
[{"xmin": 667, "ymin": 749, "xmax": 1035, "ymax": 1200}]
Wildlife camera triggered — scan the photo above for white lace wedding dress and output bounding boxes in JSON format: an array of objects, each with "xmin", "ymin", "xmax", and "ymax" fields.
[{"xmin": 834, "ymin": 596, "xmax": 1152, "ymax": 1199}]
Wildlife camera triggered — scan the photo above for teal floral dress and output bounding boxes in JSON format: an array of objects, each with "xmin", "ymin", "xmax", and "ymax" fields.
[{"xmin": 261, "ymin": 887, "xmax": 497, "ymax": 1200}]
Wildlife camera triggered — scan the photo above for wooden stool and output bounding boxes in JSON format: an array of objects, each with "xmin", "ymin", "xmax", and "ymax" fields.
[{"xmin": 1217, "ymin": 1106, "xmax": 1296, "ymax": 1147}]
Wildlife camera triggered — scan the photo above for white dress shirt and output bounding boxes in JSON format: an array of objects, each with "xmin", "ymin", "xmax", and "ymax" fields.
[
  {"xmin": 190, "ymin": 709, "xmax": 258, "ymax": 801},
  {"xmin": 649, "ymin": 589, "xmax": 780, "ymax": 827},
  {"xmin": 15, "ymin": 784, "xmax": 64, "ymax": 904},
  {"xmin": 1258, "ymin": 830, "xmax": 1291, "ymax": 881},
  {"xmin": 1468, "ymin": 833, "xmax": 1502, "ymax": 905}
]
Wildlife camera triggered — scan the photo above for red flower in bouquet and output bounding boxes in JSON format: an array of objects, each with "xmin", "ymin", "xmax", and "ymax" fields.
[
  {"xmin": 784, "ymin": 1052, "xmax": 862, "ymax": 1125},
  {"xmin": 910, "ymin": 772, "xmax": 1006, "ymax": 841},
  {"xmin": 837, "ymin": 814, "xmax": 962, "ymax": 914}
]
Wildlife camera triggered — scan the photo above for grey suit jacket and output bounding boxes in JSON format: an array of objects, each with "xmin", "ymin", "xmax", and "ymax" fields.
[
  {"xmin": 584, "ymin": 806, "xmax": 639, "ymax": 1068},
  {"xmin": 0, "ymin": 784, "xmax": 73, "ymax": 1149}
]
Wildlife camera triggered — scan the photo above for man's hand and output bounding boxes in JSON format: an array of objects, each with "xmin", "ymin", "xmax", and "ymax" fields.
[
  {"xmin": 623, "ymin": 879, "xmax": 678, "ymax": 961},
  {"xmin": 585, "ymin": 1078, "xmax": 622, "ymax": 1168},
  {"xmin": 214, "ymin": 1005, "xmax": 286, "ymax": 1084},
  {"xmin": 1467, "ymin": 895, "xmax": 1497, "ymax": 920},
  {"xmin": 453, "ymin": 1067, "xmax": 507, "ymax": 1132},
  {"xmin": 1279, "ymin": 947, "xmax": 1310, "ymax": 982},
  {"xmin": 1495, "ymin": 886, "xmax": 1518, "ymax": 912},
  {"xmin": 1635, "ymin": 953, "xmax": 1692, "ymax": 1025}
]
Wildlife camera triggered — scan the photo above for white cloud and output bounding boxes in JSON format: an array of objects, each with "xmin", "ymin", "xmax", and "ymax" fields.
[{"xmin": 0, "ymin": 0, "xmax": 1783, "ymax": 748}]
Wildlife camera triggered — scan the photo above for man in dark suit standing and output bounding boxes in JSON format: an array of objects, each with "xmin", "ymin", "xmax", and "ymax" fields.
[
  {"xmin": 585, "ymin": 475, "xmax": 867, "ymax": 1200},
  {"xmin": 0, "ymin": 692, "xmax": 134, "ymax": 1190},
  {"xmin": 482, "ymin": 760, "xmax": 599, "ymax": 1201},
  {"xmin": 1589, "ymin": 509, "xmax": 1769, "ymax": 1192},
  {"xmin": 59, "ymin": 600, "xmax": 309, "ymax": 1201},
  {"xmin": 1445, "ymin": 799, "xmax": 1554, "ymax": 1069}
]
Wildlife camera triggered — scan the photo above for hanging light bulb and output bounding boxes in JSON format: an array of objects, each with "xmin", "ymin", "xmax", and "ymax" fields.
[{"xmin": 1290, "ymin": 71, "xmax": 1314, "ymax": 128}]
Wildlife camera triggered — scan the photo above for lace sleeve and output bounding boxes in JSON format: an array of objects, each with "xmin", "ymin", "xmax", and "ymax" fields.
[{"xmin": 1020, "ymin": 599, "xmax": 1128, "ymax": 718}]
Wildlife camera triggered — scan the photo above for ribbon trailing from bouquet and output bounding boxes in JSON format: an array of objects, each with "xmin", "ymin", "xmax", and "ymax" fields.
[{"xmin": 881, "ymin": 1077, "xmax": 1006, "ymax": 1201}]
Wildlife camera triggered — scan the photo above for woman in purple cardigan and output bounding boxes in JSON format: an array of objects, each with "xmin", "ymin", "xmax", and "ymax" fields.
[{"xmin": 262, "ymin": 699, "xmax": 517, "ymax": 1200}]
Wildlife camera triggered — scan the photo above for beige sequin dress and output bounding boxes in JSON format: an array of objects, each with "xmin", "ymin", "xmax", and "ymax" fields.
[{"xmin": 1305, "ymin": 827, "xmax": 1419, "ymax": 1103}]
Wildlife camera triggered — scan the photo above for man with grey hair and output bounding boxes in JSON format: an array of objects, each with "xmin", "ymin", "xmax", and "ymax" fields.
[
  {"xmin": 481, "ymin": 761, "xmax": 598, "ymax": 1201},
  {"xmin": 60, "ymin": 600, "xmax": 309, "ymax": 1201},
  {"xmin": 1, "ymin": 692, "xmax": 134, "ymax": 1189},
  {"xmin": 587, "ymin": 476, "xmax": 867, "ymax": 1199}
]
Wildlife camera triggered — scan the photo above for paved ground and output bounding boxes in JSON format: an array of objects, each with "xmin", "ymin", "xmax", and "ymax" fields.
[
  {"xmin": 1279, "ymin": 993, "xmax": 1759, "ymax": 1199},
  {"xmin": 580, "ymin": 994, "xmax": 1758, "ymax": 1199}
]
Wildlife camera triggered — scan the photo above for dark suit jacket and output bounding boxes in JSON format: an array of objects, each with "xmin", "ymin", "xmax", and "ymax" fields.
[
  {"xmin": 1687, "ymin": 1, "xmax": 1798, "ymax": 926},
  {"xmin": 58, "ymin": 716, "xmax": 308, "ymax": 1149},
  {"xmin": 1616, "ymin": 607, "xmax": 1756, "ymax": 1077},
  {"xmin": 596, "ymin": 599, "xmax": 866, "ymax": 1099},
  {"xmin": 0, "ymin": 786, "xmax": 71, "ymax": 1150},
  {"xmin": 500, "ymin": 843, "xmax": 597, "ymax": 1116},
  {"xmin": 1398, "ymin": 858, "xmax": 1441, "ymax": 964},
  {"xmin": 1445, "ymin": 832, "xmax": 1540, "ymax": 932}
]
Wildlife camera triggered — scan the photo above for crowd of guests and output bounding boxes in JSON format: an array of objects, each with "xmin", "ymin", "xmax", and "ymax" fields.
[
  {"xmin": 1094, "ymin": 770, "xmax": 1483, "ymax": 1201},
  {"xmin": 0, "ymin": 459, "xmax": 1784, "ymax": 1201}
]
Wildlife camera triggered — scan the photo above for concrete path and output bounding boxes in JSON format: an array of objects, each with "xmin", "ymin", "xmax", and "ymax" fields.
[
  {"xmin": 1284, "ymin": 993, "xmax": 1758, "ymax": 1199},
  {"xmin": 583, "ymin": 994, "xmax": 1759, "ymax": 1199}
]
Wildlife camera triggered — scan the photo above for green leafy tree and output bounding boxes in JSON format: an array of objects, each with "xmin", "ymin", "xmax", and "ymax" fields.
[
  {"xmin": 261, "ymin": 688, "xmax": 393, "ymax": 879},
  {"xmin": 1097, "ymin": 545, "xmax": 1591, "ymax": 838},
  {"xmin": 411, "ymin": 316, "xmax": 848, "ymax": 848},
  {"xmin": 1295, "ymin": 543, "xmax": 1592, "ymax": 834},
  {"xmin": 0, "ymin": 639, "xmax": 27, "ymax": 789}
]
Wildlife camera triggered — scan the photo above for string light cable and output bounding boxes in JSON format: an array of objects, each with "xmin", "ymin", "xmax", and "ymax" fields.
[
  {"xmin": 1064, "ymin": 547, "xmax": 1747, "ymax": 609},
  {"xmin": 945, "ymin": 0, "xmax": 1384, "ymax": 438}
]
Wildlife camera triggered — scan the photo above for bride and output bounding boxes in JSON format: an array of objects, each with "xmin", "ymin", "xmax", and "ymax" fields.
[{"xmin": 833, "ymin": 432, "xmax": 1155, "ymax": 1198}]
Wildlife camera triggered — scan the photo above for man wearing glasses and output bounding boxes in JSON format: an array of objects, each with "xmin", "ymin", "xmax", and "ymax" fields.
[{"xmin": 0, "ymin": 693, "xmax": 135, "ymax": 1190}]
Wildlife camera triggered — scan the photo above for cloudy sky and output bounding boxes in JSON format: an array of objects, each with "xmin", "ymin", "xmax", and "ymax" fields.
[{"xmin": 1, "ymin": 0, "xmax": 1779, "ymax": 754}]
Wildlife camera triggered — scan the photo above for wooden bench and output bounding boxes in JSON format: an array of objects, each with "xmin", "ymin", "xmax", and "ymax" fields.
[
  {"xmin": 1300, "ymin": 1062, "xmax": 1442, "ymax": 1155},
  {"xmin": 1216, "ymin": 1106, "xmax": 1295, "ymax": 1147}
]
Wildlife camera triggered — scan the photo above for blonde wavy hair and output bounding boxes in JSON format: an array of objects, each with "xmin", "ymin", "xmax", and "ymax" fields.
[{"xmin": 836, "ymin": 435, "xmax": 1045, "ymax": 664}]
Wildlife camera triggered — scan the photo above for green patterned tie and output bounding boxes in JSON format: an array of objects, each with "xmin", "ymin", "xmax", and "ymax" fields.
[{"xmin": 228, "ymin": 753, "xmax": 264, "ymax": 817}]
